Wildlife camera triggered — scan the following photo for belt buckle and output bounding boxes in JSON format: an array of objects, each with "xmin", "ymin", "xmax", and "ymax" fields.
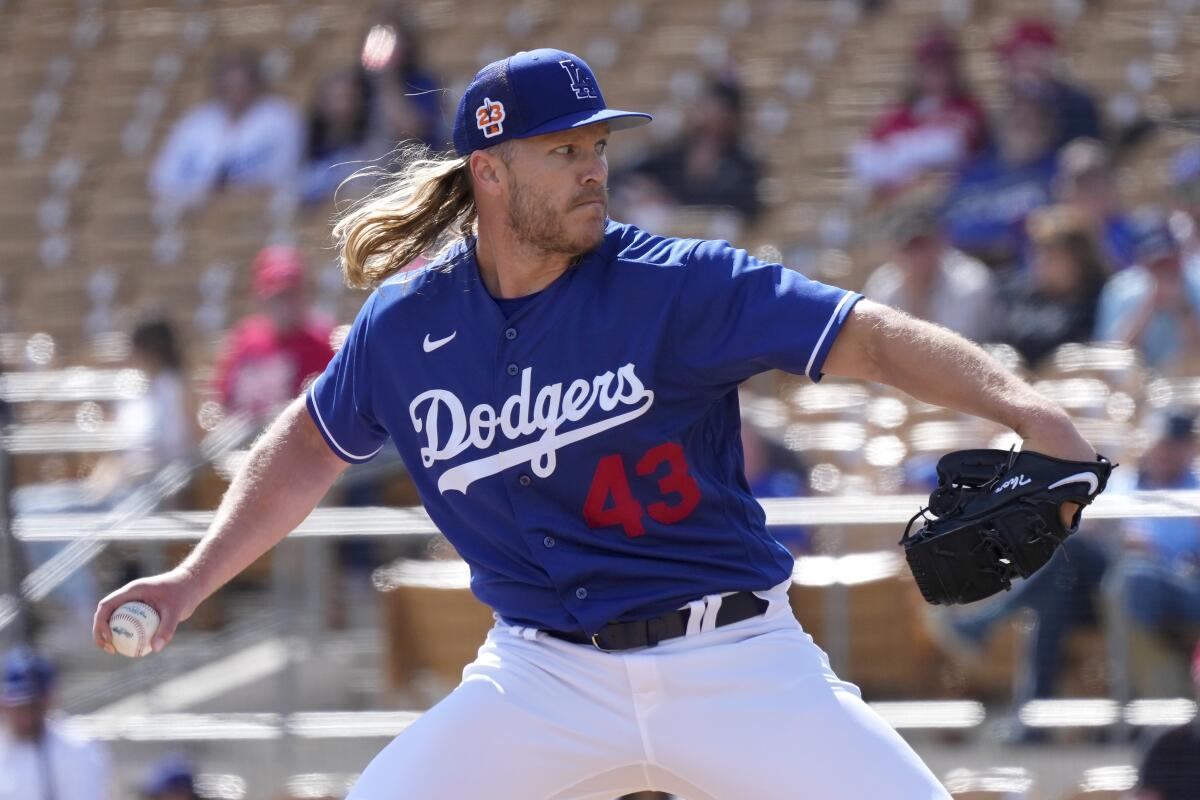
[{"xmin": 590, "ymin": 633, "xmax": 616, "ymax": 652}]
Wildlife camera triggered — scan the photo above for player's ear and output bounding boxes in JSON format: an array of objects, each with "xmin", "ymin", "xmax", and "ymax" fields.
[{"xmin": 469, "ymin": 150, "xmax": 506, "ymax": 197}]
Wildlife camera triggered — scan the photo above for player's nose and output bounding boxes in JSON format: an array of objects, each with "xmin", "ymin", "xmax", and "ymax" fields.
[{"xmin": 579, "ymin": 151, "xmax": 607, "ymax": 186}]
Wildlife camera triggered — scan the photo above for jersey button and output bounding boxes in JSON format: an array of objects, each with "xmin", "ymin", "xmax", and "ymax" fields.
[
  {"xmin": 506, "ymin": 363, "xmax": 519, "ymax": 376},
  {"xmin": 543, "ymin": 536, "xmax": 555, "ymax": 548},
  {"xmin": 504, "ymin": 327, "xmax": 518, "ymax": 340},
  {"xmin": 575, "ymin": 587, "xmax": 588, "ymax": 600},
  {"xmin": 518, "ymin": 474, "xmax": 532, "ymax": 487}
]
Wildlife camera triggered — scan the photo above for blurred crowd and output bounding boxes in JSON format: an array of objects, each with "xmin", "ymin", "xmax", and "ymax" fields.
[
  {"xmin": 855, "ymin": 19, "xmax": 1200, "ymax": 376},
  {"xmin": 149, "ymin": 3, "xmax": 444, "ymax": 215},
  {"xmin": 138, "ymin": 9, "xmax": 1200, "ymax": 377},
  {"xmin": 846, "ymin": 17, "xmax": 1200, "ymax": 730}
]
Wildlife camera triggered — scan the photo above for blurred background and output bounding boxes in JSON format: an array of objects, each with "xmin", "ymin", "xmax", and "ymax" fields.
[{"xmin": 1, "ymin": 0, "xmax": 1200, "ymax": 798}]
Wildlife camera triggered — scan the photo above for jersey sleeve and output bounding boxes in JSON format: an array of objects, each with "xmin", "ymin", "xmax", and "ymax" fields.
[
  {"xmin": 305, "ymin": 293, "xmax": 389, "ymax": 463},
  {"xmin": 671, "ymin": 239, "xmax": 861, "ymax": 387}
]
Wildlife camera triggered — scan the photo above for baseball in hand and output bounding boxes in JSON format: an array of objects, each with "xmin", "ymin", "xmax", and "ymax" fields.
[{"xmin": 108, "ymin": 601, "xmax": 161, "ymax": 658}]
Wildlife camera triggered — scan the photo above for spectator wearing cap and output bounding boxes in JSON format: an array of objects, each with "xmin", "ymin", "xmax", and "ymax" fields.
[
  {"xmin": 149, "ymin": 50, "xmax": 303, "ymax": 212},
  {"xmin": 996, "ymin": 204, "xmax": 1110, "ymax": 367},
  {"xmin": 214, "ymin": 246, "xmax": 335, "ymax": 424},
  {"xmin": 0, "ymin": 648, "xmax": 110, "ymax": 800},
  {"xmin": 1134, "ymin": 641, "xmax": 1200, "ymax": 800},
  {"xmin": 998, "ymin": 19, "xmax": 1102, "ymax": 150},
  {"xmin": 1094, "ymin": 210, "xmax": 1200, "ymax": 370},
  {"xmin": 617, "ymin": 72, "xmax": 762, "ymax": 223},
  {"xmin": 1105, "ymin": 412, "xmax": 1200, "ymax": 697},
  {"xmin": 140, "ymin": 753, "xmax": 199, "ymax": 800},
  {"xmin": 941, "ymin": 94, "xmax": 1060, "ymax": 268},
  {"xmin": 862, "ymin": 202, "xmax": 997, "ymax": 342},
  {"xmin": 1055, "ymin": 138, "xmax": 1138, "ymax": 270},
  {"xmin": 850, "ymin": 28, "xmax": 989, "ymax": 200}
]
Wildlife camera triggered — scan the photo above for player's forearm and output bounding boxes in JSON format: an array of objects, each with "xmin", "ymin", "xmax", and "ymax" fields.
[
  {"xmin": 177, "ymin": 396, "xmax": 349, "ymax": 601},
  {"xmin": 826, "ymin": 301, "xmax": 1087, "ymax": 449}
]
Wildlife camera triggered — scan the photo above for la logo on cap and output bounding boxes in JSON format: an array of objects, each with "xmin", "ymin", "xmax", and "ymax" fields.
[
  {"xmin": 559, "ymin": 59, "xmax": 598, "ymax": 100},
  {"xmin": 476, "ymin": 97, "xmax": 506, "ymax": 138}
]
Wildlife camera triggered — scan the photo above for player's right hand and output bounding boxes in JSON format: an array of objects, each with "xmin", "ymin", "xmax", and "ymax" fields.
[{"xmin": 92, "ymin": 567, "xmax": 204, "ymax": 655}]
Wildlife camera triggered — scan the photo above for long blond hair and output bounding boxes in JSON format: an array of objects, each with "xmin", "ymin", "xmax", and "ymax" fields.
[{"xmin": 333, "ymin": 144, "xmax": 477, "ymax": 290}]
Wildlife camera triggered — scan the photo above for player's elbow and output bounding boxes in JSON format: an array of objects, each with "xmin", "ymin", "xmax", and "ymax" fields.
[{"xmin": 821, "ymin": 299, "xmax": 892, "ymax": 384}]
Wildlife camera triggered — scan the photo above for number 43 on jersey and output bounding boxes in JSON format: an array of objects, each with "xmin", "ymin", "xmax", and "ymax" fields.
[{"xmin": 582, "ymin": 442, "xmax": 702, "ymax": 538}]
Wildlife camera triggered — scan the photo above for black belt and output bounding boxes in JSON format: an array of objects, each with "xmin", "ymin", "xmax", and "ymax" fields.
[{"xmin": 544, "ymin": 591, "xmax": 769, "ymax": 652}]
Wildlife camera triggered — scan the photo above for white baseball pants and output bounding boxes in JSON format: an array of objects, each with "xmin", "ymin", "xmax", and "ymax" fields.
[{"xmin": 348, "ymin": 581, "xmax": 950, "ymax": 799}]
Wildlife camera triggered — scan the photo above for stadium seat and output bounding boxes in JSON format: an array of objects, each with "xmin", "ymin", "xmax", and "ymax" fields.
[
  {"xmin": 943, "ymin": 766, "xmax": 1034, "ymax": 799},
  {"xmin": 373, "ymin": 559, "xmax": 494, "ymax": 694}
]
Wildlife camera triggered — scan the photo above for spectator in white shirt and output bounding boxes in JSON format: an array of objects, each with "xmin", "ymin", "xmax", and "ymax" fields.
[
  {"xmin": 0, "ymin": 648, "xmax": 109, "ymax": 800},
  {"xmin": 149, "ymin": 50, "xmax": 302, "ymax": 211},
  {"xmin": 863, "ymin": 202, "xmax": 998, "ymax": 343}
]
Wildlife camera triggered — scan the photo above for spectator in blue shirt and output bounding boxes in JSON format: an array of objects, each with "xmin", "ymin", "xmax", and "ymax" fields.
[
  {"xmin": 942, "ymin": 95, "xmax": 1058, "ymax": 268},
  {"xmin": 1106, "ymin": 412, "xmax": 1200, "ymax": 697},
  {"xmin": 997, "ymin": 19, "xmax": 1102, "ymax": 150},
  {"xmin": 1055, "ymin": 138, "xmax": 1138, "ymax": 270},
  {"xmin": 1094, "ymin": 210, "xmax": 1200, "ymax": 370}
]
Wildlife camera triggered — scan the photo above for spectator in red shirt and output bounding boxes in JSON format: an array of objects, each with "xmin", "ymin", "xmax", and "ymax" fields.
[
  {"xmin": 998, "ymin": 19, "xmax": 1102, "ymax": 150},
  {"xmin": 850, "ymin": 28, "xmax": 988, "ymax": 200},
  {"xmin": 214, "ymin": 246, "xmax": 335, "ymax": 424}
]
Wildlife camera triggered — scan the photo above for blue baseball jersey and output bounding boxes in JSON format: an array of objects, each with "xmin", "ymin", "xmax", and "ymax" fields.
[{"xmin": 307, "ymin": 220, "xmax": 861, "ymax": 633}]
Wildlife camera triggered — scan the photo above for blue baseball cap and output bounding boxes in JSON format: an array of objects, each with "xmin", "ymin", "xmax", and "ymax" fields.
[
  {"xmin": 2, "ymin": 647, "xmax": 55, "ymax": 706},
  {"xmin": 453, "ymin": 48, "xmax": 651, "ymax": 156}
]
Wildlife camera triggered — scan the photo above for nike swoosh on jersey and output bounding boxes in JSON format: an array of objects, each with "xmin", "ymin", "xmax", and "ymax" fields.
[
  {"xmin": 423, "ymin": 331, "xmax": 457, "ymax": 353},
  {"xmin": 1047, "ymin": 471, "xmax": 1099, "ymax": 495}
]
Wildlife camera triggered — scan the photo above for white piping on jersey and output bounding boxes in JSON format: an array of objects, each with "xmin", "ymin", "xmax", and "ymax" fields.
[
  {"xmin": 804, "ymin": 290, "xmax": 857, "ymax": 379},
  {"xmin": 409, "ymin": 363, "xmax": 654, "ymax": 494},
  {"xmin": 308, "ymin": 384, "xmax": 386, "ymax": 462}
]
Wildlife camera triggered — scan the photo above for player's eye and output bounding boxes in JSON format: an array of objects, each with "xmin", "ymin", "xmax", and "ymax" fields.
[
  {"xmin": 596, "ymin": 140, "xmax": 608, "ymax": 155},
  {"xmin": 553, "ymin": 144, "xmax": 573, "ymax": 155}
]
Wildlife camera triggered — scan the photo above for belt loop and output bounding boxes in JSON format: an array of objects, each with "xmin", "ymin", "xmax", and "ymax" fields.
[
  {"xmin": 699, "ymin": 594, "xmax": 723, "ymax": 633},
  {"xmin": 685, "ymin": 600, "xmax": 705, "ymax": 636}
]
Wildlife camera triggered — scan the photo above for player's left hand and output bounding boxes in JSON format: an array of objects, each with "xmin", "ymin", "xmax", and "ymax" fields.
[{"xmin": 1018, "ymin": 414, "xmax": 1098, "ymax": 529}]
